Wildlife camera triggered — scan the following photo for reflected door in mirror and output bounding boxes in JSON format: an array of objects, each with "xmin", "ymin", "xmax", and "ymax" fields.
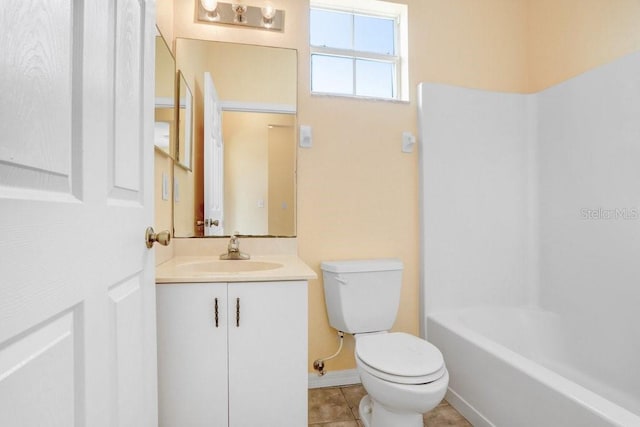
[{"xmin": 204, "ymin": 72, "xmax": 225, "ymax": 236}]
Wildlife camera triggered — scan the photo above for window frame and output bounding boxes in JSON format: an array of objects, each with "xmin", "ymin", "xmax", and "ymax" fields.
[{"xmin": 309, "ymin": 1, "xmax": 409, "ymax": 102}]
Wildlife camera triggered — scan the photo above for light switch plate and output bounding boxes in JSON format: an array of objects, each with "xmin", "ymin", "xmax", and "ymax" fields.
[
  {"xmin": 162, "ymin": 173, "xmax": 169, "ymax": 200},
  {"xmin": 300, "ymin": 125, "xmax": 312, "ymax": 148},
  {"xmin": 402, "ymin": 131, "xmax": 416, "ymax": 153}
]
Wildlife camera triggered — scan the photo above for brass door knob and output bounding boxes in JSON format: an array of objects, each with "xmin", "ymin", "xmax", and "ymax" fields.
[
  {"xmin": 196, "ymin": 219, "xmax": 220, "ymax": 227},
  {"xmin": 145, "ymin": 227, "xmax": 171, "ymax": 248}
]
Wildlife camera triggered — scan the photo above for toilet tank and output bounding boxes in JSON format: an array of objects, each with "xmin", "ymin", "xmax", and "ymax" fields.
[{"xmin": 321, "ymin": 259, "xmax": 403, "ymax": 334}]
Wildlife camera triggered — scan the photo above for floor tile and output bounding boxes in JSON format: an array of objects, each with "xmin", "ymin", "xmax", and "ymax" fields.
[
  {"xmin": 423, "ymin": 401, "xmax": 472, "ymax": 427},
  {"xmin": 309, "ymin": 386, "xmax": 471, "ymax": 427},
  {"xmin": 340, "ymin": 384, "xmax": 367, "ymax": 420},
  {"xmin": 308, "ymin": 387, "xmax": 354, "ymax": 424}
]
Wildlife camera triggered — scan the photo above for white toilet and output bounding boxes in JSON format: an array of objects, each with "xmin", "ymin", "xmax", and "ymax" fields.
[{"xmin": 321, "ymin": 259, "xmax": 449, "ymax": 427}]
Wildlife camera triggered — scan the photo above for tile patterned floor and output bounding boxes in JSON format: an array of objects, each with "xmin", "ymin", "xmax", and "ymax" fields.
[{"xmin": 309, "ymin": 385, "xmax": 472, "ymax": 427}]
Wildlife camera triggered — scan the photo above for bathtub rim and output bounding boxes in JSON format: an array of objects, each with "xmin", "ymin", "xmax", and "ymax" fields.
[{"xmin": 427, "ymin": 307, "xmax": 640, "ymax": 427}]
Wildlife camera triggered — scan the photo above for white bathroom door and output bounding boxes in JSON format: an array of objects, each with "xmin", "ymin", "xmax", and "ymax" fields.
[
  {"xmin": 0, "ymin": 1, "xmax": 157, "ymax": 427},
  {"xmin": 204, "ymin": 72, "xmax": 225, "ymax": 236}
]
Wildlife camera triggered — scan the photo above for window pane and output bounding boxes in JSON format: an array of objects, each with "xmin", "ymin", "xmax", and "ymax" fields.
[
  {"xmin": 354, "ymin": 15, "xmax": 395, "ymax": 55},
  {"xmin": 311, "ymin": 55, "xmax": 354, "ymax": 95},
  {"xmin": 310, "ymin": 9, "xmax": 352, "ymax": 50},
  {"xmin": 355, "ymin": 60, "xmax": 394, "ymax": 99}
]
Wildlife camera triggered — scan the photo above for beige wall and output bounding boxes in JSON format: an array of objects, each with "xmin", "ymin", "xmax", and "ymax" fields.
[
  {"xmin": 176, "ymin": 39, "xmax": 296, "ymax": 105},
  {"xmin": 155, "ymin": 36, "xmax": 175, "ymax": 99},
  {"xmin": 157, "ymin": 0, "xmax": 175, "ymax": 51},
  {"xmin": 154, "ymin": 150, "xmax": 174, "ymax": 264},
  {"xmin": 268, "ymin": 125, "xmax": 296, "ymax": 236},
  {"xmin": 223, "ymin": 112, "xmax": 269, "ymax": 235},
  {"xmin": 526, "ymin": 0, "xmax": 640, "ymax": 92},
  {"xmin": 203, "ymin": 41, "xmax": 296, "ymax": 105},
  {"xmin": 173, "ymin": 165, "xmax": 196, "ymax": 237},
  {"xmin": 161, "ymin": 0, "xmax": 640, "ymax": 372},
  {"xmin": 223, "ymin": 112, "xmax": 295, "ymax": 235}
]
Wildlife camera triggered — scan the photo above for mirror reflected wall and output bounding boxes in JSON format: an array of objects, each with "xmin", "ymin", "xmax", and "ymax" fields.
[{"xmin": 174, "ymin": 38, "xmax": 297, "ymax": 237}]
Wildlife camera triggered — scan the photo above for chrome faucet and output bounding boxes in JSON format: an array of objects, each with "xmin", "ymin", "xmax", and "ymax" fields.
[{"xmin": 220, "ymin": 233, "xmax": 250, "ymax": 260}]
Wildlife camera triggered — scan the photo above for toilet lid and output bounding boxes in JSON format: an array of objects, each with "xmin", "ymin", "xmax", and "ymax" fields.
[{"xmin": 356, "ymin": 333, "xmax": 445, "ymax": 381}]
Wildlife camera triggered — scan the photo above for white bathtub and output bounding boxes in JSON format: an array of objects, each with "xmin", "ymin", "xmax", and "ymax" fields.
[{"xmin": 427, "ymin": 307, "xmax": 640, "ymax": 427}]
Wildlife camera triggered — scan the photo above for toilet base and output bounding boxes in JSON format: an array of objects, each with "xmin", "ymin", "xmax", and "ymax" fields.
[{"xmin": 359, "ymin": 394, "xmax": 424, "ymax": 427}]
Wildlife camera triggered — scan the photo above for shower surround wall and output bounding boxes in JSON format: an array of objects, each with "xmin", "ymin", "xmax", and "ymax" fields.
[
  {"xmin": 420, "ymin": 51, "xmax": 640, "ymax": 423},
  {"xmin": 419, "ymin": 86, "xmax": 537, "ymax": 313},
  {"xmin": 537, "ymin": 52, "xmax": 640, "ymax": 403}
]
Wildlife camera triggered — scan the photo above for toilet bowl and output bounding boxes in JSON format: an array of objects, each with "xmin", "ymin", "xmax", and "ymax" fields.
[
  {"xmin": 354, "ymin": 332, "xmax": 449, "ymax": 427},
  {"xmin": 320, "ymin": 259, "xmax": 449, "ymax": 427}
]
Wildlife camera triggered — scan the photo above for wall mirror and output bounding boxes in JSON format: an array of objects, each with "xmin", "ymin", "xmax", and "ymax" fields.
[
  {"xmin": 176, "ymin": 71, "xmax": 194, "ymax": 170},
  {"xmin": 154, "ymin": 27, "xmax": 176, "ymax": 157},
  {"xmin": 173, "ymin": 38, "xmax": 297, "ymax": 238}
]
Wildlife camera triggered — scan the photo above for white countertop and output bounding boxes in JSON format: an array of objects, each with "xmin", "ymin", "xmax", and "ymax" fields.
[{"xmin": 156, "ymin": 255, "xmax": 317, "ymax": 283}]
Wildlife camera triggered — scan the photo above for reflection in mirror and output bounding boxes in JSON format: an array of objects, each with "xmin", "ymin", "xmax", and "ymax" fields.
[
  {"xmin": 176, "ymin": 71, "xmax": 193, "ymax": 170},
  {"xmin": 223, "ymin": 112, "xmax": 296, "ymax": 236},
  {"xmin": 154, "ymin": 28, "xmax": 176, "ymax": 157},
  {"xmin": 173, "ymin": 38, "xmax": 297, "ymax": 238}
]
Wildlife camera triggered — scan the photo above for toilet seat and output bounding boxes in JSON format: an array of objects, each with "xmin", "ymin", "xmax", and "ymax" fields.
[{"xmin": 355, "ymin": 332, "xmax": 446, "ymax": 385}]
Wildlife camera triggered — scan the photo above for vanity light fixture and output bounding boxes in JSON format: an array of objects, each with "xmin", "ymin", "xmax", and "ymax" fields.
[{"xmin": 197, "ymin": 1, "xmax": 285, "ymax": 31}]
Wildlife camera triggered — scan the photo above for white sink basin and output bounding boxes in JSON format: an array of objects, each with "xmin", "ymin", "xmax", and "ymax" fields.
[{"xmin": 175, "ymin": 260, "xmax": 283, "ymax": 275}]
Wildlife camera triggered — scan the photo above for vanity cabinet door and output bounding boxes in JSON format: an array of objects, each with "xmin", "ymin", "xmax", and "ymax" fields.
[
  {"xmin": 157, "ymin": 283, "xmax": 229, "ymax": 427},
  {"xmin": 227, "ymin": 281, "xmax": 308, "ymax": 427}
]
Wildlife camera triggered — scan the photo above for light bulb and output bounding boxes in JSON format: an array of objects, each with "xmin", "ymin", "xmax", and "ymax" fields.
[
  {"xmin": 261, "ymin": 4, "xmax": 276, "ymax": 20},
  {"xmin": 200, "ymin": 0, "xmax": 218, "ymax": 12}
]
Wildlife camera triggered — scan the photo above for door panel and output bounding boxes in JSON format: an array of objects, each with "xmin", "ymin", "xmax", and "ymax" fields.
[
  {"xmin": 0, "ymin": 0, "xmax": 77, "ymax": 196},
  {"xmin": 112, "ymin": 0, "xmax": 143, "ymax": 197},
  {"xmin": 0, "ymin": 311, "xmax": 79, "ymax": 427},
  {"xmin": 0, "ymin": 0, "xmax": 157, "ymax": 425},
  {"xmin": 156, "ymin": 283, "xmax": 229, "ymax": 427},
  {"xmin": 228, "ymin": 281, "xmax": 308, "ymax": 427},
  {"xmin": 108, "ymin": 276, "xmax": 144, "ymax": 426},
  {"xmin": 204, "ymin": 72, "xmax": 224, "ymax": 236}
]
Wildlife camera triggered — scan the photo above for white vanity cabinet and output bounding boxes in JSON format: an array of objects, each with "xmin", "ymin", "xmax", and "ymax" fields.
[{"xmin": 156, "ymin": 280, "xmax": 308, "ymax": 427}]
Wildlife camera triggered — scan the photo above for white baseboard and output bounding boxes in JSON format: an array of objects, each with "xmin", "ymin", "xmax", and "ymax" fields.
[
  {"xmin": 308, "ymin": 369, "xmax": 361, "ymax": 389},
  {"xmin": 445, "ymin": 388, "xmax": 494, "ymax": 427}
]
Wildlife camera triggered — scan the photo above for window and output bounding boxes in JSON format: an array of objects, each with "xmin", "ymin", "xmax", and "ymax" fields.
[{"xmin": 310, "ymin": 0, "xmax": 408, "ymax": 101}]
